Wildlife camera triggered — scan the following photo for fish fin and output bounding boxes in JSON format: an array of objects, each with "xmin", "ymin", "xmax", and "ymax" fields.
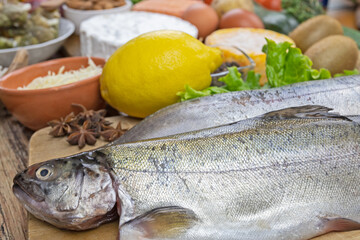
[
  {"xmin": 260, "ymin": 105, "xmax": 351, "ymax": 121},
  {"xmin": 56, "ymin": 170, "xmax": 83, "ymax": 211},
  {"xmin": 119, "ymin": 206, "xmax": 198, "ymax": 239},
  {"xmin": 318, "ymin": 216, "xmax": 360, "ymax": 235}
]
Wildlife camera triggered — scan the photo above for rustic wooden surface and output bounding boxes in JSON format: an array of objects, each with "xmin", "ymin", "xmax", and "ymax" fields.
[
  {"xmin": 0, "ymin": 107, "xmax": 32, "ymax": 240},
  {"xmin": 0, "ymin": 1, "xmax": 359, "ymax": 240}
]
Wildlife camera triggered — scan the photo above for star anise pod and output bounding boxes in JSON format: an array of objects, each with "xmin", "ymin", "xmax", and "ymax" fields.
[
  {"xmin": 91, "ymin": 118, "xmax": 113, "ymax": 137},
  {"xmin": 100, "ymin": 121, "xmax": 127, "ymax": 142},
  {"xmin": 48, "ymin": 112, "xmax": 77, "ymax": 137},
  {"xmin": 72, "ymin": 103, "xmax": 107, "ymax": 125},
  {"xmin": 67, "ymin": 120, "xmax": 97, "ymax": 148}
]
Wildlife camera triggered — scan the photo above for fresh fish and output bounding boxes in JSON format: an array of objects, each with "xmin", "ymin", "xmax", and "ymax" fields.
[
  {"xmin": 13, "ymin": 106, "xmax": 360, "ymax": 240},
  {"xmin": 117, "ymin": 75, "xmax": 360, "ymax": 143}
]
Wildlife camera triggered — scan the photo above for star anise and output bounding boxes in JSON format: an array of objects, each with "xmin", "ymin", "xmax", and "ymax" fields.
[
  {"xmin": 100, "ymin": 121, "xmax": 127, "ymax": 142},
  {"xmin": 67, "ymin": 120, "xmax": 97, "ymax": 148},
  {"xmin": 92, "ymin": 118, "xmax": 113, "ymax": 137},
  {"xmin": 72, "ymin": 103, "xmax": 107, "ymax": 125},
  {"xmin": 48, "ymin": 112, "xmax": 77, "ymax": 137}
]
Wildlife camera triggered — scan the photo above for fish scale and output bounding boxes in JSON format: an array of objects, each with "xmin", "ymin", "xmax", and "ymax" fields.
[
  {"xmin": 12, "ymin": 106, "xmax": 360, "ymax": 239},
  {"xmin": 100, "ymin": 117, "xmax": 360, "ymax": 239},
  {"xmin": 116, "ymin": 75, "xmax": 360, "ymax": 144}
]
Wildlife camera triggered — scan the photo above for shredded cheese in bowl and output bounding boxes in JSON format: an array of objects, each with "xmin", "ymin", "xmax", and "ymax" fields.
[{"xmin": 18, "ymin": 58, "xmax": 103, "ymax": 90}]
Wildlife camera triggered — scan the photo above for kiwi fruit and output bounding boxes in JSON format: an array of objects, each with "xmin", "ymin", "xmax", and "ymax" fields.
[
  {"xmin": 289, "ymin": 15, "xmax": 343, "ymax": 53},
  {"xmin": 305, "ymin": 35, "xmax": 358, "ymax": 76}
]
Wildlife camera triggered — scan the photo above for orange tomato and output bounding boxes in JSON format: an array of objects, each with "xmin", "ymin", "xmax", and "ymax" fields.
[{"xmin": 254, "ymin": 0, "xmax": 282, "ymax": 11}]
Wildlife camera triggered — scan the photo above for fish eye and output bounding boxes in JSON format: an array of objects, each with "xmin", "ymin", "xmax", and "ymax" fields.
[{"xmin": 36, "ymin": 166, "xmax": 53, "ymax": 180}]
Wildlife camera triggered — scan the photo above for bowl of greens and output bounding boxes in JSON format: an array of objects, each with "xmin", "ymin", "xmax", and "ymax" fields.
[{"xmin": 0, "ymin": 18, "xmax": 74, "ymax": 67}]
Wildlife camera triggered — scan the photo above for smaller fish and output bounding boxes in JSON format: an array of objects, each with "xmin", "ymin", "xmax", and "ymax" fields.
[
  {"xmin": 13, "ymin": 106, "xmax": 360, "ymax": 240},
  {"xmin": 116, "ymin": 75, "xmax": 360, "ymax": 143}
]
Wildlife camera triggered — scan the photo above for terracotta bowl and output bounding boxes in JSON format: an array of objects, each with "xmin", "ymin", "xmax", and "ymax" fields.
[{"xmin": 0, "ymin": 57, "xmax": 106, "ymax": 130}]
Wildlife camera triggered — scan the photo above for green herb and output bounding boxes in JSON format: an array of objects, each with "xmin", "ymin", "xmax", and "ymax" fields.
[{"xmin": 281, "ymin": 0, "xmax": 325, "ymax": 23}]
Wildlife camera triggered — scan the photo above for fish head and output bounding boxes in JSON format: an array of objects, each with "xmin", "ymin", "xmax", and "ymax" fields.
[{"xmin": 12, "ymin": 153, "xmax": 118, "ymax": 230}]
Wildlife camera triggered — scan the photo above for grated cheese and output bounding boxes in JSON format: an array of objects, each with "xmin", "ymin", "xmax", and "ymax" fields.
[{"xmin": 18, "ymin": 58, "xmax": 103, "ymax": 90}]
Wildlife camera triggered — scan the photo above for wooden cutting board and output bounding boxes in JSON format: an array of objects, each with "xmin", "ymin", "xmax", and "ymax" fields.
[
  {"xmin": 28, "ymin": 116, "xmax": 138, "ymax": 240},
  {"xmin": 27, "ymin": 116, "xmax": 360, "ymax": 240}
]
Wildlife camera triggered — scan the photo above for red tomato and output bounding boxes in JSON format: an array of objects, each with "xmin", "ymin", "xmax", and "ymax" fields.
[
  {"xmin": 254, "ymin": 0, "xmax": 282, "ymax": 11},
  {"xmin": 219, "ymin": 8, "xmax": 264, "ymax": 29},
  {"xmin": 203, "ymin": 0, "xmax": 213, "ymax": 5}
]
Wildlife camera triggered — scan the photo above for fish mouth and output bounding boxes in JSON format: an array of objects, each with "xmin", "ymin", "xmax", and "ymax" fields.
[
  {"xmin": 12, "ymin": 182, "xmax": 45, "ymax": 203},
  {"xmin": 13, "ymin": 183, "xmax": 28, "ymax": 202},
  {"xmin": 13, "ymin": 173, "xmax": 45, "ymax": 202},
  {"xmin": 13, "ymin": 183, "xmax": 51, "ymax": 219}
]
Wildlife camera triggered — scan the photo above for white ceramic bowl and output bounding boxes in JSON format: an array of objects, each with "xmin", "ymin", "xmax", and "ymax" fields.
[
  {"xmin": 63, "ymin": 0, "xmax": 132, "ymax": 34},
  {"xmin": 0, "ymin": 18, "xmax": 75, "ymax": 67}
]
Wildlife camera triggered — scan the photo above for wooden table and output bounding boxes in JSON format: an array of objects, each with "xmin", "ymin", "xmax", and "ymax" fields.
[
  {"xmin": 0, "ymin": 107, "xmax": 31, "ymax": 240},
  {"xmin": 0, "ymin": 1, "xmax": 359, "ymax": 239}
]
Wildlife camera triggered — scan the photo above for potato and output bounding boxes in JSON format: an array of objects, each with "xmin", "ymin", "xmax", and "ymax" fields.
[
  {"xmin": 305, "ymin": 35, "xmax": 358, "ymax": 76},
  {"xmin": 289, "ymin": 15, "xmax": 343, "ymax": 53},
  {"xmin": 211, "ymin": 0, "xmax": 254, "ymax": 17}
]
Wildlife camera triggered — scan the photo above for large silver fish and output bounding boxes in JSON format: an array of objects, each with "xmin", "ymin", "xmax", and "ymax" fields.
[
  {"xmin": 13, "ymin": 106, "xmax": 360, "ymax": 240},
  {"xmin": 117, "ymin": 75, "xmax": 360, "ymax": 143}
]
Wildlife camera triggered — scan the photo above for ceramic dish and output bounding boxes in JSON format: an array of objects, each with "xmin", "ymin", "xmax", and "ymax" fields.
[
  {"xmin": 63, "ymin": 0, "xmax": 132, "ymax": 34},
  {"xmin": 0, "ymin": 18, "xmax": 75, "ymax": 67},
  {"xmin": 0, "ymin": 57, "xmax": 106, "ymax": 130}
]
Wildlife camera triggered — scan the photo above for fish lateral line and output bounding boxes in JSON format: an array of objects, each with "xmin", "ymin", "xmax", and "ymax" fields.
[{"xmin": 108, "ymin": 152, "xmax": 356, "ymax": 174}]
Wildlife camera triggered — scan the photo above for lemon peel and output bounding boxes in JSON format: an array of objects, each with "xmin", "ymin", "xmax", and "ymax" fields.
[{"xmin": 100, "ymin": 30, "xmax": 223, "ymax": 118}]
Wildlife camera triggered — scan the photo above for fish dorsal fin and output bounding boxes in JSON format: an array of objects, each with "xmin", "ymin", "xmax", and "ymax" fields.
[
  {"xmin": 260, "ymin": 105, "xmax": 350, "ymax": 121},
  {"xmin": 120, "ymin": 206, "xmax": 198, "ymax": 239}
]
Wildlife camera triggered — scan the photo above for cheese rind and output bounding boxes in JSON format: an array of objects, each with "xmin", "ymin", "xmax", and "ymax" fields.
[{"xmin": 80, "ymin": 11, "xmax": 198, "ymax": 59}]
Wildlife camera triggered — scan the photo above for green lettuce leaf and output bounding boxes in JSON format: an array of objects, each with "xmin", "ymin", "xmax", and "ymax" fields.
[
  {"xmin": 309, "ymin": 68, "xmax": 332, "ymax": 80},
  {"xmin": 177, "ymin": 84, "xmax": 230, "ymax": 102},
  {"xmin": 334, "ymin": 69, "xmax": 360, "ymax": 78},
  {"xmin": 244, "ymin": 70, "xmax": 262, "ymax": 90},
  {"xmin": 217, "ymin": 67, "xmax": 261, "ymax": 91},
  {"xmin": 262, "ymin": 40, "xmax": 292, "ymax": 88},
  {"xmin": 178, "ymin": 39, "xmax": 358, "ymax": 102},
  {"xmin": 263, "ymin": 38, "xmax": 332, "ymax": 87},
  {"xmin": 177, "ymin": 67, "xmax": 260, "ymax": 102}
]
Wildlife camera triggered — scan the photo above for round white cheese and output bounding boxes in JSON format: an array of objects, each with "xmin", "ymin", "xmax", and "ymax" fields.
[{"xmin": 80, "ymin": 11, "xmax": 198, "ymax": 59}]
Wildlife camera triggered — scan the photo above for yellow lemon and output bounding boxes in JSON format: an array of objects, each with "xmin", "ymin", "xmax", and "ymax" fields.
[{"xmin": 100, "ymin": 30, "xmax": 223, "ymax": 118}]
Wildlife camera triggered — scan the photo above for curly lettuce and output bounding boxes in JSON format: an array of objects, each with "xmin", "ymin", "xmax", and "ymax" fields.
[
  {"xmin": 262, "ymin": 38, "xmax": 331, "ymax": 88},
  {"xmin": 177, "ymin": 67, "xmax": 261, "ymax": 102},
  {"xmin": 178, "ymin": 39, "xmax": 358, "ymax": 101}
]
